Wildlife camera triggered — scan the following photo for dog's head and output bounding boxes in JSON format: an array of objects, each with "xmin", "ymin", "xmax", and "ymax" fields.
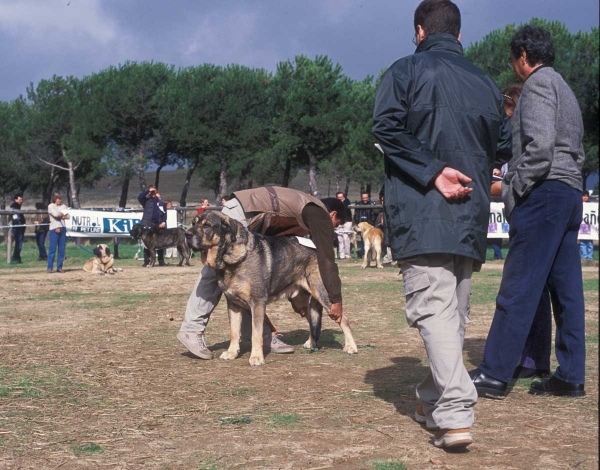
[
  {"xmin": 92, "ymin": 244, "xmax": 111, "ymax": 264},
  {"xmin": 130, "ymin": 224, "xmax": 144, "ymax": 240},
  {"xmin": 185, "ymin": 211, "xmax": 248, "ymax": 269},
  {"xmin": 354, "ymin": 222, "xmax": 372, "ymax": 234}
]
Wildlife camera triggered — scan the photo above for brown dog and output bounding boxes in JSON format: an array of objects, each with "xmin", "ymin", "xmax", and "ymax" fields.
[
  {"xmin": 83, "ymin": 244, "xmax": 123, "ymax": 275},
  {"xmin": 355, "ymin": 222, "xmax": 384, "ymax": 269},
  {"xmin": 186, "ymin": 211, "xmax": 358, "ymax": 366}
]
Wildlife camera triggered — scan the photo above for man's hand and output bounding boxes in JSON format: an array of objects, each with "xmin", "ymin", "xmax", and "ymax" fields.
[
  {"xmin": 434, "ymin": 167, "xmax": 473, "ymax": 200},
  {"xmin": 159, "ymin": 222, "xmax": 165, "ymax": 229},
  {"xmin": 329, "ymin": 302, "xmax": 343, "ymax": 324}
]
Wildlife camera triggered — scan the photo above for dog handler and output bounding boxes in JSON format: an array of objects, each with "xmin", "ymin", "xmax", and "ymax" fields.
[{"xmin": 177, "ymin": 186, "xmax": 347, "ymax": 360}]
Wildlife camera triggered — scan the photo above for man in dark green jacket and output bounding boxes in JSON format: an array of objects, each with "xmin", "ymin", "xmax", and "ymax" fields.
[{"xmin": 372, "ymin": 0, "xmax": 511, "ymax": 450}]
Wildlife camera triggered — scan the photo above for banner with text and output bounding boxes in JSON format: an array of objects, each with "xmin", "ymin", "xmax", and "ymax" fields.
[
  {"xmin": 488, "ymin": 202, "xmax": 598, "ymax": 240},
  {"xmin": 64, "ymin": 209, "xmax": 178, "ymax": 238}
]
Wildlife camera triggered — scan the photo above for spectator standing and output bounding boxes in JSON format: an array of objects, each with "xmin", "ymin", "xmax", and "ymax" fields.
[
  {"xmin": 138, "ymin": 186, "xmax": 166, "ymax": 267},
  {"xmin": 10, "ymin": 194, "xmax": 26, "ymax": 264},
  {"xmin": 335, "ymin": 191, "xmax": 353, "ymax": 259},
  {"xmin": 196, "ymin": 198, "xmax": 210, "ymax": 216},
  {"xmin": 353, "ymin": 191, "xmax": 376, "ymax": 225},
  {"xmin": 580, "ymin": 191, "xmax": 593, "ymax": 260},
  {"xmin": 470, "ymin": 26, "xmax": 587, "ymax": 399},
  {"xmin": 353, "ymin": 191, "xmax": 376, "ymax": 258},
  {"xmin": 33, "ymin": 202, "xmax": 49, "ymax": 261},
  {"xmin": 47, "ymin": 192, "xmax": 69, "ymax": 273},
  {"xmin": 373, "ymin": 0, "xmax": 511, "ymax": 448}
]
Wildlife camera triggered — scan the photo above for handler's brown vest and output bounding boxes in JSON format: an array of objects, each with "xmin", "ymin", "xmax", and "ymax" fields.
[{"xmin": 233, "ymin": 187, "xmax": 328, "ymax": 235}]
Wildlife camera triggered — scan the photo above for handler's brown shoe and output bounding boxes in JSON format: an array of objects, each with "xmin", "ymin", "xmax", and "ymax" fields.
[
  {"xmin": 264, "ymin": 333, "xmax": 295, "ymax": 354},
  {"xmin": 433, "ymin": 428, "xmax": 473, "ymax": 449},
  {"xmin": 177, "ymin": 332, "xmax": 214, "ymax": 360}
]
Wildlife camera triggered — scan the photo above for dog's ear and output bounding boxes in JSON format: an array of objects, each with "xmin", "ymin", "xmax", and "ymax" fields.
[
  {"xmin": 191, "ymin": 215, "xmax": 201, "ymax": 226},
  {"xmin": 218, "ymin": 214, "xmax": 249, "ymax": 265},
  {"xmin": 105, "ymin": 246, "xmax": 111, "ymax": 257}
]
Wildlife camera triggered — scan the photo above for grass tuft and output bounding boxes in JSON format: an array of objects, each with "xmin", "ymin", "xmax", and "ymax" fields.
[
  {"xmin": 269, "ymin": 412, "xmax": 301, "ymax": 427},
  {"xmin": 72, "ymin": 443, "xmax": 103, "ymax": 455},
  {"xmin": 372, "ymin": 461, "xmax": 407, "ymax": 470}
]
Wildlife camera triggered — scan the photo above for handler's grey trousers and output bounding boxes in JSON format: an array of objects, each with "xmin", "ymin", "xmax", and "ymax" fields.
[
  {"xmin": 399, "ymin": 254, "xmax": 477, "ymax": 430},
  {"xmin": 179, "ymin": 198, "xmax": 273, "ymax": 336}
]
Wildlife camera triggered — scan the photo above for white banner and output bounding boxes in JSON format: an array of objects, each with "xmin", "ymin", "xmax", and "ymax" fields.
[
  {"xmin": 64, "ymin": 209, "xmax": 178, "ymax": 238},
  {"xmin": 487, "ymin": 202, "xmax": 598, "ymax": 240}
]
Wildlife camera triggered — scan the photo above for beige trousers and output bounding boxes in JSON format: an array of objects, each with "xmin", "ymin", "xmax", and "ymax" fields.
[{"xmin": 399, "ymin": 254, "xmax": 477, "ymax": 430}]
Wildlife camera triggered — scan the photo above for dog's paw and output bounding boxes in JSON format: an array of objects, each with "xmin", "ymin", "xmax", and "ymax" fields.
[
  {"xmin": 343, "ymin": 344, "xmax": 358, "ymax": 355},
  {"xmin": 249, "ymin": 355, "xmax": 265, "ymax": 366},
  {"xmin": 377, "ymin": 265, "xmax": 384, "ymax": 269},
  {"xmin": 303, "ymin": 339, "xmax": 317, "ymax": 349},
  {"xmin": 361, "ymin": 265, "xmax": 367, "ymax": 269},
  {"xmin": 220, "ymin": 350, "xmax": 239, "ymax": 361}
]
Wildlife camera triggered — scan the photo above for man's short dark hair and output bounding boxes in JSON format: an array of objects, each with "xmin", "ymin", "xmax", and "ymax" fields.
[
  {"xmin": 336, "ymin": 191, "xmax": 345, "ymax": 197},
  {"xmin": 510, "ymin": 25, "xmax": 555, "ymax": 67},
  {"xmin": 414, "ymin": 0, "xmax": 461, "ymax": 38},
  {"xmin": 321, "ymin": 198, "xmax": 347, "ymax": 224},
  {"xmin": 361, "ymin": 191, "xmax": 370, "ymax": 197},
  {"xmin": 14, "ymin": 193, "xmax": 22, "ymax": 201},
  {"xmin": 583, "ymin": 190, "xmax": 590, "ymax": 197}
]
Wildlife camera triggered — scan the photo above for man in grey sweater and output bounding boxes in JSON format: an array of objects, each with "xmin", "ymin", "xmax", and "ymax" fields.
[{"xmin": 470, "ymin": 26, "xmax": 586, "ymax": 398}]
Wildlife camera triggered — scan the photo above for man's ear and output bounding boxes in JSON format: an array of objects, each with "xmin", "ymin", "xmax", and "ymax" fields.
[{"xmin": 457, "ymin": 32, "xmax": 462, "ymax": 41}]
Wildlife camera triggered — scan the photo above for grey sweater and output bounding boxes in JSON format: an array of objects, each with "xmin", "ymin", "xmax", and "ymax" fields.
[{"xmin": 503, "ymin": 66, "xmax": 585, "ymax": 220}]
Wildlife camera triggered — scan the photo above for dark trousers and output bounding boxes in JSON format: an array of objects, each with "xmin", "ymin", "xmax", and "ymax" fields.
[
  {"xmin": 520, "ymin": 285, "xmax": 553, "ymax": 370},
  {"xmin": 36, "ymin": 231, "xmax": 48, "ymax": 260},
  {"xmin": 479, "ymin": 181, "xmax": 585, "ymax": 384},
  {"xmin": 490, "ymin": 239, "xmax": 503, "ymax": 259},
  {"xmin": 11, "ymin": 227, "xmax": 25, "ymax": 262}
]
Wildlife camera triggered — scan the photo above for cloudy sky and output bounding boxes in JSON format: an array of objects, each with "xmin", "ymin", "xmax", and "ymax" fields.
[{"xmin": 0, "ymin": 0, "xmax": 598, "ymax": 102}]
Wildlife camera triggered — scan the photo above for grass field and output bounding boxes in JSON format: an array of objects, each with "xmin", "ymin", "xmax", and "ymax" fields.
[{"xmin": 0, "ymin": 240, "xmax": 598, "ymax": 469}]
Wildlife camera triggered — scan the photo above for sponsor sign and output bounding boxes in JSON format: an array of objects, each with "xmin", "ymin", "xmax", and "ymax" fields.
[
  {"xmin": 488, "ymin": 202, "xmax": 598, "ymax": 240},
  {"xmin": 64, "ymin": 209, "xmax": 178, "ymax": 238}
]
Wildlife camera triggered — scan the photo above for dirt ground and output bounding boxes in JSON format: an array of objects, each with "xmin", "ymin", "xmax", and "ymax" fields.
[{"xmin": 0, "ymin": 258, "xmax": 598, "ymax": 469}]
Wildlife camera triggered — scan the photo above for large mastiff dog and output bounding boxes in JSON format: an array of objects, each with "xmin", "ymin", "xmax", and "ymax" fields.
[
  {"xmin": 129, "ymin": 224, "xmax": 191, "ymax": 267},
  {"xmin": 83, "ymin": 244, "xmax": 123, "ymax": 274},
  {"xmin": 186, "ymin": 211, "xmax": 358, "ymax": 366}
]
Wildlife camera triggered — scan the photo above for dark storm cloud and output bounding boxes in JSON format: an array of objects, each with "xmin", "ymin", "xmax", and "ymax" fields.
[{"xmin": 0, "ymin": 0, "xmax": 598, "ymax": 101}]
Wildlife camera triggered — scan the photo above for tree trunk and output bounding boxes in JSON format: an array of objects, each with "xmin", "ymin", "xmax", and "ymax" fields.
[
  {"xmin": 179, "ymin": 155, "xmax": 200, "ymax": 207},
  {"xmin": 306, "ymin": 149, "xmax": 320, "ymax": 197},
  {"xmin": 119, "ymin": 176, "xmax": 130, "ymax": 208},
  {"xmin": 154, "ymin": 162, "xmax": 166, "ymax": 189},
  {"xmin": 137, "ymin": 143, "xmax": 147, "ymax": 191},
  {"xmin": 59, "ymin": 148, "xmax": 81, "ymax": 209},
  {"xmin": 282, "ymin": 158, "xmax": 292, "ymax": 187},
  {"xmin": 366, "ymin": 183, "xmax": 372, "ymax": 197},
  {"xmin": 582, "ymin": 172, "xmax": 589, "ymax": 191},
  {"xmin": 219, "ymin": 158, "xmax": 228, "ymax": 199},
  {"xmin": 344, "ymin": 177, "xmax": 351, "ymax": 197}
]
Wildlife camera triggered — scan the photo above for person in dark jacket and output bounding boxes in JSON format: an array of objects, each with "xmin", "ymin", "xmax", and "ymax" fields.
[
  {"xmin": 138, "ymin": 186, "xmax": 166, "ymax": 267},
  {"xmin": 10, "ymin": 194, "xmax": 26, "ymax": 264},
  {"xmin": 372, "ymin": 0, "xmax": 511, "ymax": 449},
  {"xmin": 353, "ymin": 192, "xmax": 377, "ymax": 258},
  {"xmin": 33, "ymin": 202, "xmax": 49, "ymax": 261}
]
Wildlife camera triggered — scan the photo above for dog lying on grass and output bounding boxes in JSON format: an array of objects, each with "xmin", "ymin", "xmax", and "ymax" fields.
[
  {"xmin": 129, "ymin": 224, "xmax": 191, "ymax": 267},
  {"xmin": 83, "ymin": 244, "xmax": 123, "ymax": 274},
  {"xmin": 186, "ymin": 211, "xmax": 358, "ymax": 366}
]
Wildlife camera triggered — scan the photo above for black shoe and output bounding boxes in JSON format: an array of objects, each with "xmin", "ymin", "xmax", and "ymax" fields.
[
  {"xmin": 529, "ymin": 375, "xmax": 585, "ymax": 398},
  {"xmin": 141, "ymin": 263, "xmax": 149, "ymax": 268},
  {"xmin": 513, "ymin": 366, "xmax": 551, "ymax": 379},
  {"xmin": 468, "ymin": 368, "xmax": 508, "ymax": 399}
]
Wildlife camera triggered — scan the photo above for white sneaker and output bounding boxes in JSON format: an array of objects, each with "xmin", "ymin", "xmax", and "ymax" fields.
[
  {"xmin": 177, "ymin": 332, "xmax": 214, "ymax": 360},
  {"xmin": 263, "ymin": 333, "xmax": 295, "ymax": 354},
  {"xmin": 433, "ymin": 428, "xmax": 473, "ymax": 449}
]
